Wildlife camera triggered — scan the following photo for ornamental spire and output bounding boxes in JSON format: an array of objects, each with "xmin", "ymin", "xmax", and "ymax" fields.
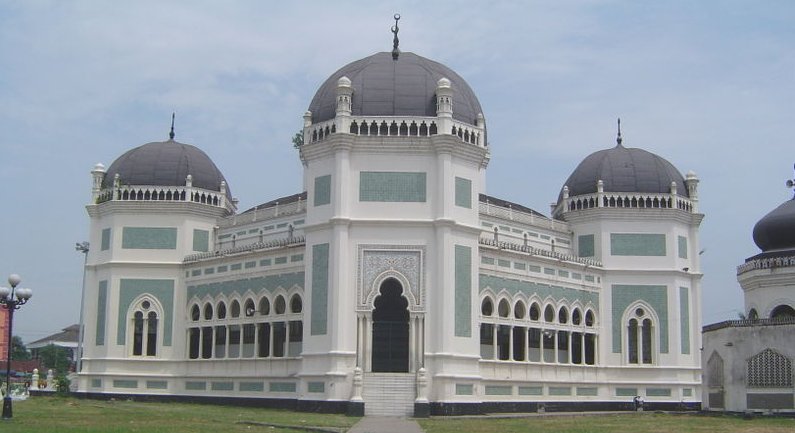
[
  {"xmin": 786, "ymin": 163, "xmax": 795, "ymax": 198},
  {"xmin": 616, "ymin": 117, "xmax": 623, "ymax": 147},
  {"xmin": 391, "ymin": 13, "xmax": 401, "ymax": 61},
  {"xmin": 169, "ymin": 112, "xmax": 176, "ymax": 140}
]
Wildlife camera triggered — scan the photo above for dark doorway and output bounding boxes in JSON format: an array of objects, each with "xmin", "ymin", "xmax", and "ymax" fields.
[{"xmin": 371, "ymin": 278, "xmax": 410, "ymax": 372}]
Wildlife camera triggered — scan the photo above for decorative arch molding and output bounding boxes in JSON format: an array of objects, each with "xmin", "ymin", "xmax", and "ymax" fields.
[
  {"xmin": 765, "ymin": 299, "xmax": 795, "ymax": 319},
  {"xmin": 358, "ymin": 244, "xmax": 425, "ymax": 312}
]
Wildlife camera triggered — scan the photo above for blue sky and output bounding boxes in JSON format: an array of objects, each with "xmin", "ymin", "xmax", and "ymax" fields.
[{"xmin": 1, "ymin": 0, "xmax": 794, "ymax": 342}]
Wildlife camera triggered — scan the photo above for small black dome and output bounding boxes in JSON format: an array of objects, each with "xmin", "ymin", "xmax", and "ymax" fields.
[
  {"xmin": 753, "ymin": 198, "xmax": 795, "ymax": 252},
  {"xmin": 308, "ymin": 52, "xmax": 483, "ymax": 125},
  {"xmin": 103, "ymin": 140, "xmax": 230, "ymax": 197},
  {"xmin": 559, "ymin": 144, "xmax": 687, "ymax": 202}
]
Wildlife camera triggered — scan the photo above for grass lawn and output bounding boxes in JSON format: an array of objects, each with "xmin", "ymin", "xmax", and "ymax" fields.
[
  {"xmin": 3, "ymin": 396, "xmax": 359, "ymax": 433},
  {"xmin": 418, "ymin": 412, "xmax": 795, "ymax": 433}
]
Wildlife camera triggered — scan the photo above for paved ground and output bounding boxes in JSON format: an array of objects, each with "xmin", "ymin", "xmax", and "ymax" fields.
[{"xmin": 347, "ymin": 416, "xmax": 425, "ymax": 433}]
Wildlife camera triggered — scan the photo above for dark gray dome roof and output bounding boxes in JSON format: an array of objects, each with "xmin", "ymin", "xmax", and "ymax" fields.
[
  {"xmin": 753, "ymin": 198, "xmax": 795, "ymax": 252},
  {"xmin": 308, "ymin": 52, "xmax": 483, "ymax": 125},
  {"xmin": 559, "ymin": 144, "xmax": 688, "ymax": 202},
  {"xmin": 102, "ymin": 140, "xmax": 230, "ymax": 196}
]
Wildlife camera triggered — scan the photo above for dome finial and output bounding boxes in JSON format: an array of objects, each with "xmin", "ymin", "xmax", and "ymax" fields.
[
  {"xmin": 391, "ymin": 13, "xmax": 401, "ymax": 61},
  {"xmin": 786, "ymin": 163, "xmax": 795, "ymax": 198},
  {"xmin": 616, "ymin": 117, "xmax": 623, "ymax": 147},
  {"xmin": 169, "ymin": 112, "xmax": 176, "ymax": 140}
]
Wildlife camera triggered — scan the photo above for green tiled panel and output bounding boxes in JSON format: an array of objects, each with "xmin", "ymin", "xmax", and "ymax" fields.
[
  {"xmin": 293, "ymin": 219, "xmax": 305, "ymax": 226},
  {"xmin": 497, "ymin": 259, "xmax": 510, "ymax": 268},
  {"xmin": 683, "ymin": 388, "xmax": 693, "ymax": 397},
  {"xmin": 572, "ymin": 273, "xmax": 582, "ymax": 280},
  {"xmin": 113, "ymin": 380, "xmax": 138, "ymax": 389},
  {"xmin": 678, "ymin": 236, "xmax": 688, "ymax": 259},
  {"xmin": 244, "ymin": 261, "xmax": 256, "ymax": 269},
  {"xmin": 455, "ymin": 384, "xmax": 473, "ymax": 395},
  {"xmin": 91, "ymin": 379, "xmax": 102, "ymax": 388},
  {"xmin": 584, "ymin": 275, "xmax": 595, "ymax": 282},
  {"xmin": 185, "ymin": 381, "xmax": 206, "ymax": 391},
  {"xmin": 117, "ymin": 279, "xmax": 174, "ymax": 346},
  {"xmin": 577, "ymin": 387, "xmax": 598, "ymax": 396},
  {"xmin": 122, "ymin": 227, "xmax": 177, "ymax": 249},
  {"xmin": 479, "ymin": 274, "xmax": 599, "ymax": 312},
  {"xmin": 314, "ymin": 175, "xmax": 331, "ymax": 206},
  {"xmin": 544, "ymin": 268, "xmax": 555, "ymax": 275},
  {"xmin": 680, "ymin": 287, "xmax": 690, "ymax": 354},
  {"xmin": 146, "ymin": 380, "xmax": 168, "ymax": 389},
  {"xmin": 276, "ymin": 223, "xmax": 288, "ymax": 228},
  {"xmin": 269, "ymin": 382, "xmax": 297, "ymax": 393},
  {"xmin": 211, "ymin": 381, "xmax": 234, "ymax": 391},
  {"xmin": 481, "ymin": 257, "xmax": 494, "ymax": 265},
  {"xmin": 616, "ymin": 388, "xmax": 638, "ymax": 397},
  {"xmin": 204, "ymin": 268, "xmax": 215, "ymax": 275},
  {"xmin": 611, "ymin": 284, "xmax": 668, "ymax": 354},
  {"xmin": 101, "ymin": 228, "xmax": 111, "ymax": 251},
  {"xmin": 578, "ymin": 234, "xmax": 594, "ymax": 257},
  {"xmin": 187, "ymin": 272, "xmax": 304, "ymax": 301},
  {"xmin": 518, "ymin": 386, "xmax": 543, "ymax": 396},
  {"xmin": 307, "ymin": 382, "xmax": 325, "ymax": 393},
  {"xmin": 558, "ymin": 270, "xmax": 569, "ymax": 278},
  {"xmin": 514, "ymin": 262, "xmax": 526, "ymax": 270},
  {"xmin": 260, "ymin": 259, "xmax": 271, "ymax": 266},
  {"xmin": 528, "ymin": 265, "xmax": 541, "ymax": 272},
  {"xmin": 217, "ymin": 265, "xmax": 228, "ymax": 273},
  {"xmin": 455, "ymin": 177, "xmax": 472, "ymax": 208},
  {"xmin": 646, "ymin": 388, "xmax": 672, "ymax": 397},
  {"xmin": 239, "ymin": 382, "xmax": 264, "ymax": 392},
  {"xmin": 191, "ymin": 269, "xmax": 201, "ymax": 277},
  {"xmin": 311, "ymin": 244, "xmax": 329, "ymax": 335},
  {"xmin": 96, "ymin": 280, "xmax": 107, "ymax": 346},
  {"xmin": 549, "ymin": 386, "xmax": 572, "ymax": 396},
  {"xmin": 275, "ymin": 257, "xmax": 287, "ymax": 264},
  {"xmin": 193, "ymin": 229, "xmax": 209, "ymax": 252},
  {"xmin": 359, "ymin": 171, "xmax": 426, "ymax": 202},
  {"xmin": 485, "ymin": 385, "xmax": 512, "ymax": 396},
  {"xmin": 291, "ymin": 254, "xmax": 304, "ymax": 262},
  {"xmin": 610, "ymin": 233, "xmax": 666, "ymax": 256},
  {"xmin": 454, "ymin": 245, "xmax": 472, "ymax": 337},
  {"xmin": 230, "ymin": 263, "xmax": 242, "ymax": 271}
]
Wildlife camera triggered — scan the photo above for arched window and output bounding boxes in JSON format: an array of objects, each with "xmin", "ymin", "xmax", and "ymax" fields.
[
  {"xmin": 481, "ymin": 297, "xmax": 494, "ymax": 316},
  {"xmin": 217, "ymin": 301, "xmax": 227, "ymax": 319},
  {"xmin": 129, "ymin": 298, "xmax": 160, "ymax": 357},
  {"xmin": 514, "ymin": 301, "xmax": 526, "ymax": 319},
  {"xmin": 627, "ymin": 307, "xmax": 654, "ymax": 364},
  {"xmin": 748, "ymin": 308, "xmax": 758, "ymax": 320},
  {"xmin": 259, "ymin": 297, "xmax": 270, "ymax": 316},
  {"xmin": 558, "ymin": 307, "xmax": 569, "ymax": 324},
  {"xmin": 770, "ymin": 304, "xmax": 795, "ymax": 320},
  {"xmin": 191, "ymin": 304, "xmax": 200, "ymax": 321},
  {"xmin": 544, "ymin": 305, "xmax": 555, "ymax": 322},
  {"xmin": 585, "ymin": 310, "xmax": 595, "ymax": 327},
  {"xmin": 203, "ymin": 303, "xmax": 213, "ymax": 320},
  {"xmin": 290, "ymin": 294, "xmax": 303, "ymax": 313},
  {"xmin": 529, "ymin": 303, "xmax": 540, "ymax": 321},
  {"xmin": 572, "ymin": 308, "xmax": 582, "ymax": 325},
  {"xmin": 498, "ymin": 299, "xmax": 510, "ymax": 318},
  {"xmin": 274, "ymin": 295, "xmax": 286, "ymax": 314},
  {"xmin": 230, "ymin": 300, "xmax": 241, "ymax": 318},
  {"xmin": 244, "ymin": 299, "xmax": 255, "ymax": 317}
]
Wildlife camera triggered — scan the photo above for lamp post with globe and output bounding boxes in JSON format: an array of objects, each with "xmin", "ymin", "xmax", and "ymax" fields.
[{"xmin": 0, "ymin": 274, "xmax": 33, "ymax": 420}]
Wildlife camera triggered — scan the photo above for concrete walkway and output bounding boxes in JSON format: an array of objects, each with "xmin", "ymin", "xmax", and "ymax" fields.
[{"xmin": 347, "ymin": 416, "xmax": 425, "ymax": 433}]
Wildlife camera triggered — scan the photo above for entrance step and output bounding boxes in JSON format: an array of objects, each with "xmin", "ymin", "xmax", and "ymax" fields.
[{"xmin": 362, "ymin": 373, "xmax": 416, "ymax": 416}]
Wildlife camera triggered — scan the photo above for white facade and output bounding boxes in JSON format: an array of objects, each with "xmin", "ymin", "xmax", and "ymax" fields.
[{"xmin": 78, "ymin": 51, "xmax": 704, "ymax": 416}]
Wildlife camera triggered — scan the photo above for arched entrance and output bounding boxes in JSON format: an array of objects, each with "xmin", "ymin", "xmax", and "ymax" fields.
[{"xmin": 371, "ymin": 278, "xmax": 410, "ymax": 372}]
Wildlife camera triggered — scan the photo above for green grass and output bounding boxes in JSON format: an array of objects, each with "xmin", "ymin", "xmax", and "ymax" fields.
[
  {"xmin": 418, "ymin": 412, "xmax": 795, "ymax": 433},
  {"xmin": 3, "ymin": 396, "xmax": 359, "ymax": 433}
]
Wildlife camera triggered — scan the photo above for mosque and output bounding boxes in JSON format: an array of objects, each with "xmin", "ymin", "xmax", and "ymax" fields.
[{"xmin": 77, "ymin": 23, "xmax": 704, "ymax": 416}]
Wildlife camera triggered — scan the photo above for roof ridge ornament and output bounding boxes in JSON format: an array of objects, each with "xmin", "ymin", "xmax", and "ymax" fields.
[
  {"xmin": 391, "ymin": 13, "xmax": 401, "ymax": 61},
  {"xmin": 616, "ymin": 118, "xmax": 623, "ymax": 147},
  {"xmin": 169, "ymin": 112, "xmax": 176, "ymax": 140}
]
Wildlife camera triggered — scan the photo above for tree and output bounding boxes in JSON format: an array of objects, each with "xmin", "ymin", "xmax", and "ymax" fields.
[
  {"xmin": 11, "ymin": 336, "xmax": 30, "ymax": 360},
  {"xmin": 38, "ymin": 344, "xmax": 70, "ymax": 373},
  {"xmin": 292, "ymin": 131, "xmax": 303, "ymax": 149}
]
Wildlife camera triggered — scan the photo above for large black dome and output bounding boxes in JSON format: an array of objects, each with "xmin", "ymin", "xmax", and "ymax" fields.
[
  {"xmin": 308, "ymin": 52, "xmax": 483, "ymax": 125},
  {"xmin": 753, "ymin": 198, "xmax": 795, "ymax": 252},
  {"xmin": 102, "ymin": 140, "xmax": 230, "ymax": 196},
  {"xmin": 559, "ymin": 143, "xmax": 688, "ymax": 202}
]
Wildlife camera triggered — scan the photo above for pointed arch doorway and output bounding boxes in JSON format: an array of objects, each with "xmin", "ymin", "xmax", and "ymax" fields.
[{"xmin": 371, "ymin": 278, "xmax": 410, "ymax": 372}]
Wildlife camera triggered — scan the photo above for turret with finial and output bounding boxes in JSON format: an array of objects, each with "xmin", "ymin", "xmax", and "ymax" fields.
[
  {"xmin": 169, "ymin": 112, "xmax": 176, "ymax": 140},
  {"xmin": 616, "ymin": 118, "xmax": 623, "ymax": 147},
  {"xmin": 391, "ymin": 14, "xmax": 401, "ymax": 61}
]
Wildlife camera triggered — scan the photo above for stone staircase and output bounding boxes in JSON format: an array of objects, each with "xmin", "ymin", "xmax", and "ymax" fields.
[{"xmin": 362, "ymin": 373, "xmax": 416, "ymax": 416}]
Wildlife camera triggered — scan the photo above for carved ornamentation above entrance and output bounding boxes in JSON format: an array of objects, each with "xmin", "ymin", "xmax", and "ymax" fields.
[{"xmin": 357, "ymin": 245, "xmax": 425, "ymax": 312}]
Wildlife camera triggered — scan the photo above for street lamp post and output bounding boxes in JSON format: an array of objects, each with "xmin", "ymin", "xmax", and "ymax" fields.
[
  {"xmin": 0, "ymin": 274, "xmax": 33, "ymax": 420},
  {"xmin": 75, "ymin": 242, "xmax": 89, "ymax": 374}
]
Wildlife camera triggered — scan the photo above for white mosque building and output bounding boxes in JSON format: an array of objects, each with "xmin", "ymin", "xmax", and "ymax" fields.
[{"xmin": 77, "ymin": 34, "xmax": 704, "ymax": 416}]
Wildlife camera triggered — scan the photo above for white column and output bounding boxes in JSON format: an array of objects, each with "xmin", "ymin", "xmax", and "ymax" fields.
[
  {"xmin": 492, "ymin": 324, "xmax": 497, "ymax": 360},
  {"xmin": 508, "ymin": 326, "xmax": 514, "ymax": 361},
  {"xmin": 409, "ymin": 314, "xmax": 416, "ymax": 372},
  {"xmin": 523, "ymin": 328, "xmax": 528, "ymax": 362}
]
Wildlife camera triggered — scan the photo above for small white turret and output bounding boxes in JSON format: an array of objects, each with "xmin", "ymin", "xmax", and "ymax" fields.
[
  {"xmin": 185, "ymin": 174, "xmax": 193, "ymax": 188},
  {"xmin": 685, "ymin": 170, "xmax": 699, "ymax": 211},
  {"xmin": 335, "ymin": 76, "xmax": 353, "ymax": 133},
  {"xmin": 436, "ymin": 77, "xmax": 453, "ymax": 133},
  {"xmin": 90, "ymin": 163, "xmax": 106, "ymax": 202}
]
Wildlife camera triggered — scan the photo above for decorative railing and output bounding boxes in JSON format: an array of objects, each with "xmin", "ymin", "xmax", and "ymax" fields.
[
  {"xmin": 184, "ymin": 235, "xmax": 305, "ymax": 264},
  {"xmin": 479, "ymin": 201, "xmax": 564, "ymax": 231},
  {"xmin": 479, "ymin": 237, "xmax": 602, "ymax": 267},
  {"xmin": 559, "ymin": 192, "xmax": 694, "ymax": 215},
  {"xmin": 220, "ymin": 199, "xmax": 306, "ymax": 229},
  {"xmin": 737, "ymin": 255, "xmax": 795, "ymax": 275},
  {"xmin": 703, "ymin": 317, "xmax": 795, "ymax": 332},
  {"xmin": 304, "ymin": 116, "xmax": 485, "ymax": 147},
  {"xmin": 95, "ymin": 184, "xmax": 235, "ymax": 212}
]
